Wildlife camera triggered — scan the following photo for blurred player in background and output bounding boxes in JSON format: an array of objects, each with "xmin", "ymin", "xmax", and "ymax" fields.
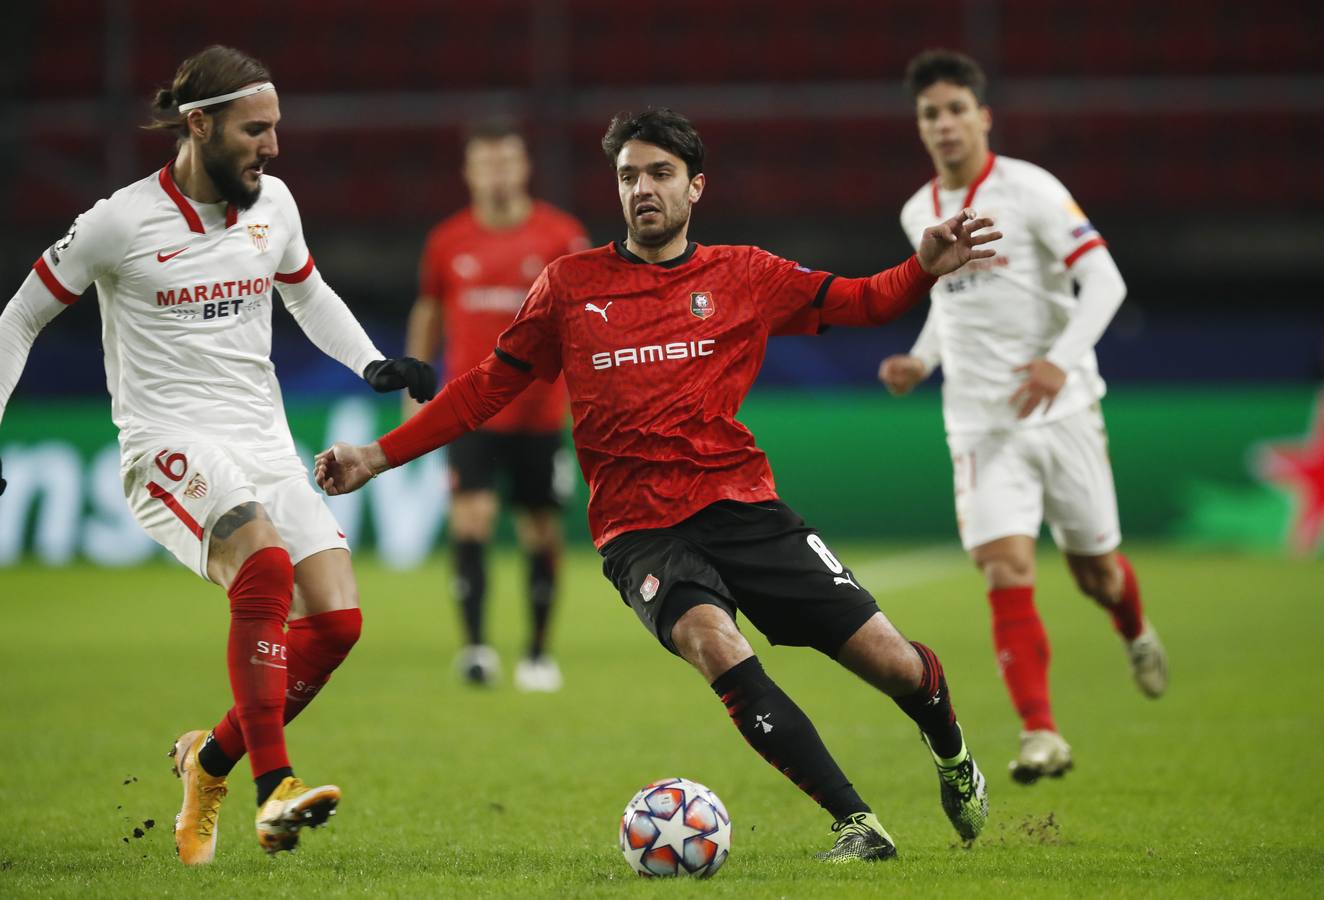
[
  {"xmin": 879, "ymin": 49, "xmax": 1168, "ymax": 783},
  {"xmin": 0, "ymin": 46, "xmax": 436, "ymax": 862},
  {"xmin": 404, "ymin": 119, "xmax": 589, "ymax": 691},
  {"xmin": 317, "ymin": 108, "xmax": 1001, "ymax": 861}
]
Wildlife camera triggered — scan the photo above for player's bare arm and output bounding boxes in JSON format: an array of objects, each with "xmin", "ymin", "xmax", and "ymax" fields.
[
  {"xmin": 879, "ymin": 355, "xmax": 929, "ymax": 396},
  {"xmin": 915, "ymin": 207, "xmax": 1001, "ymax": 276}
]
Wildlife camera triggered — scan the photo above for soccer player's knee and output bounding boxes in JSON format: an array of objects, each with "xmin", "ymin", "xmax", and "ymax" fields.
[
  {"xmin": 980, "ymin": 555, "xmax": 1033, "ymax": 589},
  {"xmin": 313, "ymin": 607, "xmax": 363, "ymax": 655},
  {"xmin": 228, "ymin": 546, "xmax": 294, "ymax": 621},
  {"xmin": 1073, "ymin": 560, "xmax": 1119, "ymax": 603}
]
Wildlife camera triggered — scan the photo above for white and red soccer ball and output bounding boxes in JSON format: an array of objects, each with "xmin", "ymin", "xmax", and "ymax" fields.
[{"xmin": 619, "ymin": 777, "xmax": 731, "ymax": 878}]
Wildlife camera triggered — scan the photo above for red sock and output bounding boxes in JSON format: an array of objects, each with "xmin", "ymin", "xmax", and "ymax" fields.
[
  {"xmin": 1109, "ymin": 554, "xmax": 1145, "ymax": 641},
  {"xmin": 988, "ymin": 586, "xmax": 1055, "ymax": 733},
  {"xmin": 212, "ymin": 608, "xmax": 363, "ymax": 761},
  {"xmin": 225, "ymin": 547, "xmax": 294, "ymax": 779}
]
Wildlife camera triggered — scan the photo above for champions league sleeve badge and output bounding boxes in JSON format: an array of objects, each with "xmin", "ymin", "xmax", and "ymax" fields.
[{"xmin": 690, "ymin": 291, "xmax": 715, "ymax": 319}]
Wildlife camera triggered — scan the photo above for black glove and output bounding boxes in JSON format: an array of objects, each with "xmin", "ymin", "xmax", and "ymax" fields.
[
  {"xmin": 0, "ymin": 457, "xmax": 5, "ymax": 496},
  {"xmin": 362, "ymin": 357, "xmax": 437, "ymax": 403}
]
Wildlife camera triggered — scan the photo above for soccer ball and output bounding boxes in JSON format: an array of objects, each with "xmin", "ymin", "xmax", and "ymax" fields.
[{"xmin": 619, "ymin": 777, "xmax": 731, "ymax": 878}]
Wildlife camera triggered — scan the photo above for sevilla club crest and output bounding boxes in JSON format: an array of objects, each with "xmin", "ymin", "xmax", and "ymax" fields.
[
  {"xmin": 690, "ymin": 291, "xmax": 715, "ymax": 319},
  {"xmin": 247, "ymin": 223, "xmax": 270, "ymax": 253}
]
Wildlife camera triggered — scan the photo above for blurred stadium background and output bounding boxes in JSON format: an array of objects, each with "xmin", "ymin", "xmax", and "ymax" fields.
[{"xmin": 3, "ymin": 0, "xmax": 1322, "ymax": 564}]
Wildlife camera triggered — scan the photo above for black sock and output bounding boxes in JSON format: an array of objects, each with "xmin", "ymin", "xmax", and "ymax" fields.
[
  {"xmin": 255, "ymin": 766, "xmax": 294, "ymax": 806},
  {"xmin": 527, "ymin": 550, "xmax": 556, "ymax": 658},
  {"xmin": 197, "ymin": 730, "xmax": 238, "ymax": 778},
  {"xmin": 711, "ymin": 656, "xmax": 868, "ymax": 821},
  {"xmin": 453, "ymin": 539, "xmax": 486, "ymax": 645},
  {"xmin": 892, "ymin": 641, "xmax": 964, "ymax": 760}
]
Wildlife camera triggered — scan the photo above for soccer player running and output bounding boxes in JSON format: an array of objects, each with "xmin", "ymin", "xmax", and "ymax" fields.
[
  {"xmin": 317, "ymin": 108, "xmax": 1000, "ymax": 861},
  {"xmin": 404, "ymin": 118, "xmax": 589, "ymax": 691},
  {"xmin": 879, "ymin": 50, "xmax": 1169, "ymax": 783},
  {"xmin": 0, "ymin": 46, "xmax": 436, "ymax": 863}
]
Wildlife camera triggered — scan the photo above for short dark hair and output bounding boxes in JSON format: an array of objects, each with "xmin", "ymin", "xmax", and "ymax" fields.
[
  {"xmin": 904, "ymin": 49, "xmax": 987, "ymax": 104},
  {"xmin": 463, "ymin": 115, "xmax": 525, "ymax": 150},
  {"xmin": 145, "ymin": 45, "xmax": 272, "ymax": 138},
  {"xmin": 601, "ymin": 108, "xmax": 704, "ymax": 179}
]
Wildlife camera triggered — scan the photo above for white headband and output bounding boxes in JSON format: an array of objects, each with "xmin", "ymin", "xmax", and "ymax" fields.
[{"xmin": 178, "ymin": 81, "xmax": 275, "ymax": 114}]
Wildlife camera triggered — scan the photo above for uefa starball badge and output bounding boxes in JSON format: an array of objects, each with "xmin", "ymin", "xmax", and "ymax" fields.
[{"xmin": 690, "ymin": 292, "xmax": 714, "ymax": 319}]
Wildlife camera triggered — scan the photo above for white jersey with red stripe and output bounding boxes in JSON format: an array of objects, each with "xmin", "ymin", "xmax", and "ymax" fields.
[
  {"xmin": 32, "ymin": 164, "xmax": 319, "ymax": 459},
  {"xmin": 900, "ymin": 153, "xmax": 1110, "ymax": 433}
]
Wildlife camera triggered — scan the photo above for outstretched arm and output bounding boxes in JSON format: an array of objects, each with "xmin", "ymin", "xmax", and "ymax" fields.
[
  {"xmin": 0, "ymin": 270, "xmax": 74, "ymax": 497},
  {"xmin": 817, "ymin": 209, "xmax": 1000, "ymax": 328},
  {"xmin": 277, "ymin": 268, "xmax": 436, "ymax": 402},
  {"xmin": 314, "ymin": 350, "xmax": 533, "ymax": 495},
  {"xmin": 0, "ymin": 270, "xmax": 70, "ymax": 426}
]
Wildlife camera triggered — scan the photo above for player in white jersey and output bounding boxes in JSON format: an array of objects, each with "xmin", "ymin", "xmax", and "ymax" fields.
[
  {"xmin": 879, "ymin": 50, "xmax": 1168, "ymax": 783},
  {"xmin": 0, "ymin": 46, "xmax": 436, "ymax": 862}
]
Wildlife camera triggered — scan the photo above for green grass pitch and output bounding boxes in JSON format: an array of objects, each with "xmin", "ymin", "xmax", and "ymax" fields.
[{"xmin": 1, "ymin": 544, "xmax": 1321, "ymax": 897}]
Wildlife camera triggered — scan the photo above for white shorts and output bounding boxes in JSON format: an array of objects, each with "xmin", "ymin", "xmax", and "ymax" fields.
[
  {"xmin": 947, "ymin": 405, "xmax": 1121, "ymax": 555},
  {"xmin": 123, "ymin": 443, "xmax": 349, "ymax": 582}
]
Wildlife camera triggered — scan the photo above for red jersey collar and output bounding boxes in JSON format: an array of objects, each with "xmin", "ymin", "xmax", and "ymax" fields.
[
  {"xmin": 930, "ymin": 152, "xmax": 997, "ymax": 218},
  {"xmin": 158, "ymin": 162, "xmax": 238, "ymax": 234},
  {"xmin": 613, "ymin": 240, "xmax": 697, "ymax": 269}
]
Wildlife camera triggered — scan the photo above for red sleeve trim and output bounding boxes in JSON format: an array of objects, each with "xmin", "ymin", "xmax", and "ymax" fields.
[
  {"xmin": 275, "ymin": 253, "xmax": 316, "ymax": 284},
  {"xmin": 146, "ymin": 482, "xmax": 204, "ymax": 540},
  {"xmin": 158, "ymin": 164, "xmax": 207, "ymax": 235},
  {"xmin": 32, "ymin": 256, "xmax": 80, "ymax": 305},
  {"xmin": 1064, "ymin": 237, "xmax": 1107, "ymax": 268}
]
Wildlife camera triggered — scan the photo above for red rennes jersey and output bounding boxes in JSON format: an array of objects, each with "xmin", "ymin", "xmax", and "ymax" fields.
[
  {"xmin": 495, "ymin": 241, "xmax": 835, "ymax": 547},
  {"xmin": 419, "ymin": 202, "xmax": 589, "ymax": 433}
]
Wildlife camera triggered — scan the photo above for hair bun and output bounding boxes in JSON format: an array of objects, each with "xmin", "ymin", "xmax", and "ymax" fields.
[{"xmin": 154, "ymin": 88, "xmax": 175, "ymax": 110}]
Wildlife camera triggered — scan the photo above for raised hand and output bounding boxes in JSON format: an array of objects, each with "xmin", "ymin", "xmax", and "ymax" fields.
[{"xmin": 916, "ymin": 207, "xmax": 1002, "ymax": 277}]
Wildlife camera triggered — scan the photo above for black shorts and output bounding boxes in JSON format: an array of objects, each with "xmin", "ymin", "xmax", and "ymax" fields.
[
  {"xmin": 447, "ymin": 429, "xmax": 568, "ymax": 510},
  {"xmin": 599, "ymin": 500, "xmax": 880, "ymax": 658}
]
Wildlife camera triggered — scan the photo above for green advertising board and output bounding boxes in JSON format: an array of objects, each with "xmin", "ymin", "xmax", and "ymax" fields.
[{"xmin": 0, "ymin": 385, "xmax": 1318, "ymax": 566}]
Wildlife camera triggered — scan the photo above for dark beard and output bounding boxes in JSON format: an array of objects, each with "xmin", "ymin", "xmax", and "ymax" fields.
[
  {"xmin": 626, "ymin": 211, "xmax": 688, "ymax": 250},
  {"xmin": 201, "ymin": 133, "xmax": 261, "ymax": 210}
]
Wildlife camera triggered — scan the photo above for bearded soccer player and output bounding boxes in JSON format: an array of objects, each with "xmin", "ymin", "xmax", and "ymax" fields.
[
  {"xmin": 405, "ymin": 118, "xmax": 589, "ymax": 691},
  {"xmin": 317, "ymin": 108, "xmax": 999, "ymax": 860},
  {"xmin": 0, "ymin": 46, "xmax": 436, "ymax": 862},
  {"xmin": 879, "ymin": 50, "xmax": 1168, "ymax": 783}
]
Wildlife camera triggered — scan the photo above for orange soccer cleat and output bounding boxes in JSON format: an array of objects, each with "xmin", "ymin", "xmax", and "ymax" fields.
[
  {"xmin": 255, "ymin": 776, "xmax": 341, "ymax": 854},
  {"xmin": 169, "ymin": 729, "xmax": 229, "ymax": 866}
]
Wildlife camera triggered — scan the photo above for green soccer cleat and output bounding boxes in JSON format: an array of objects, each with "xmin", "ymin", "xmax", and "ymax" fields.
[
  {"xmin": 815, "ymin": 812, "xmax": 897, "ymax": 862},
  {"xmin": 923, "ymin": 728, "xmax": 989, "ymax": 841}
]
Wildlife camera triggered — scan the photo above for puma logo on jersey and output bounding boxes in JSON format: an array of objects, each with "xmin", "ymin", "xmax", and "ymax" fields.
[
  {"xmin": 833, "ymin": 574, "xmax": 860, "ymax": 590},
  {"xmin": 585, "ymin": 301, "xmax": 613, "ymax": 322},
  {"xmin": 156, "ymin": 247, "xmax": 190, "ymax": 263}
]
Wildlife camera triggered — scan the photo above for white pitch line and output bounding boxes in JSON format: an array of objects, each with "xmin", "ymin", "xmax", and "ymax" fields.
[{"xmin": 849, "ymin": 544, "xmax": 970, "ymax": 595}]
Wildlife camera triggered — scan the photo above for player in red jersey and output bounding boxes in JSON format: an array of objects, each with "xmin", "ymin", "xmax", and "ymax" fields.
[
  {"xmin": 405, "ymin": 118, "xmax": 589, "ymax": 691},
  {"xmin": 316, "ymin": 109, "xmax": 1000, "ymax": 860}
]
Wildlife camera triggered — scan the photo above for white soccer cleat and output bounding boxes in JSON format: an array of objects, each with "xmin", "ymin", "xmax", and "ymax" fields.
[
  {"xmin": 514, "ymin": 656, "xmax": 563, "ymax": 693},
  {"xmin": 1010, "ymin": 729, "xmax": 1073, "ymax": 784},
  {"xmin": 455, "ymin": 644, "xmax": 500, "ymax": 686},
  {"xmin": 1127, "ymin": 621, "xmax": 1168, "ymax": 698}
]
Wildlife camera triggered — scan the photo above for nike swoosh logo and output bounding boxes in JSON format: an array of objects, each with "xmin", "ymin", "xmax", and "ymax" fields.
[
  {"xmin": 157, "ymin": 247, "xmax": 189, "ymax": 263},
  {"xmin": 250, "ymin": 656, "xmax": 288, "ymax": 670}
]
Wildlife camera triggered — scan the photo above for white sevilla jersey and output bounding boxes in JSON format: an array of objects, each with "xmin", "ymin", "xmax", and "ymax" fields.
[
  {"xmin": 33, "ymin": 164, "xmax": 316, "ymax": 459},
  {"xmin": 900, "ymin": 154, "xmax": 1109, "ymax": 433}
]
